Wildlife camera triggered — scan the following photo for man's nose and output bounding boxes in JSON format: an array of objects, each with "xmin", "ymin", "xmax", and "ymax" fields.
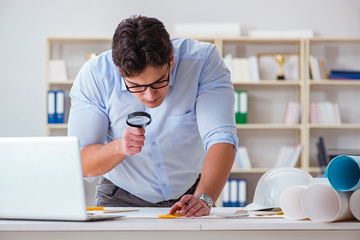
[{"xmin": 143, "ymin": 87, "xmax": 157, "ymax": 100}]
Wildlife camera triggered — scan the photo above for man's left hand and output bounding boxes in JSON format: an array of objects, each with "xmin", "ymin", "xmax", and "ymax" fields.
[{"xmin": 169, "ymin": 194, "xmax": 210, "ymax": 217}]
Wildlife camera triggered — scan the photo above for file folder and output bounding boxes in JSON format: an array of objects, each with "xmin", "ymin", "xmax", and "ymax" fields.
[
  {"xmin": 238, "ymin": 178, "xmax": 247, "ymax": 207},
  {"xmin": 222, "ymin": 180, "xmax": 230, "ymax": 207},
  {"xmin": 223, "ymin": 178, "xmax": 247, "ymax": 207},
  {"xmin": 56, "ymin": 90, "xmax": 65, "ymax": 123},
  {"xmin": 234, "ymin": 90, "xmax": 248, "ymax": 124},
  {"xmin": 47, "ymin": 90, "xmax": 56, "ymax": 123}
]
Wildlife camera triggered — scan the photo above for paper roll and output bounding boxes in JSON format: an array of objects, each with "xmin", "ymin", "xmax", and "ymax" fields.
[
  {"xmin": 350, "ymin": 189, "xmax": 360, "ymax": 221},
  {"xmin": 280, "ymin": 185, "xmax": 308, "ymax": 220},
  {"xmin": 301, "ymin": 183, "xmax": 354, "ymax": 222},
  {"xmin": 326, "ymin": 155, "xmax": 360, "ymax": 191}
]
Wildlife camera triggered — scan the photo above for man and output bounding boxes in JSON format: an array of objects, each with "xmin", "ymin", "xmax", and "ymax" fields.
[{"xmin": 68, "ymin": 15, "xmax": 238, "ymax": 217}]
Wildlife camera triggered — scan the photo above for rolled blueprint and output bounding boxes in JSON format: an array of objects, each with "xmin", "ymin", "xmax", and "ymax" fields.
[
  {"xmin": 326, "ymin": 155, "xmax": 360, "ymax": 191},
  {"xmin": 280, "ymin": 185, "xmax": 308, "ymax": 220},
  {"xmin": 301, "ymin": 183, "xmax": 354, "ymax": 222},
  {"xmin": 350, "ymin": 189, "xmax": 360, "ymax": 221}
]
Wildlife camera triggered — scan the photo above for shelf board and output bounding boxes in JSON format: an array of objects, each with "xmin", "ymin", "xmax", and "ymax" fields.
[
  {"xmin": 237, "ymin": 124, "xmax": 301, "ymax": 129},
  {"xmin": 47, "ymin": 80, "xmax": 74, "ymax": 85},
  {"xmin": 47, "ymin": 124, "xmax": 68, "ymax": 129},
  {"xmin": 47, "ymin": 37, "xmax": 111, "ymax": 43},
  {"xmin": 233, "ymin": 80, "xmax": 301, "ymax": 86},
  {"xmin": 309, "ymin": 123, "xmax": 360, "ymax": 129},
  {"xmin": 309, "ymin": 80, "xmax": 360, "ymax": 86}
]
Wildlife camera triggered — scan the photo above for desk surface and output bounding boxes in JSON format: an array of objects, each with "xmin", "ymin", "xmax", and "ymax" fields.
[{"xmin": 1, "ymin": 207, "xmax": 360, "ymax": 240}]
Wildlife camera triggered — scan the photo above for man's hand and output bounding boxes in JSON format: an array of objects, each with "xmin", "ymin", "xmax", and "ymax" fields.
[
  {"xmin": 169, "ymin": 194, "xmax": 211, "ymax": 217},
  {"xmin": 121, "ymin": 126, "xmax": 145, "ymax": 156}
]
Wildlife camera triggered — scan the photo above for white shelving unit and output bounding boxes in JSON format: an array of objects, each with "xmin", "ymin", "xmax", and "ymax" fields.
[
  {"xmin": 45, "ymin": 38, "xmax": 112, "ymax": 136},
  {"xmin": 45, "ymin": 37, "xmax": 360, "ymax": 206},
  {"xmin": 306, "ymin": 38, "xmax": 360, "ymax": 174}
]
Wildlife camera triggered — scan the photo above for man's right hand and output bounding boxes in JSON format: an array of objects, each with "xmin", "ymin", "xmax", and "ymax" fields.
[{"xmin": 121, "ymin": 126, "xmax": 145, "ymax": 156}]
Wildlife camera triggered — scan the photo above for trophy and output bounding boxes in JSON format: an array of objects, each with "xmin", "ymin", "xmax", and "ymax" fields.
[
  {"xmin": 86, "ymin": 53, "xmax": 97, "ymax": 60},
  {"xmin": 275, "ymin": 54, "xmax": 285, "ymax": 80}
]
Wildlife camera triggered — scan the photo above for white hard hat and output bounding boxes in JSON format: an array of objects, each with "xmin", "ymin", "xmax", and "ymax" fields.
[{"xmin": 244, "ymin": 167, "xmax": 313, "ymax": 211}]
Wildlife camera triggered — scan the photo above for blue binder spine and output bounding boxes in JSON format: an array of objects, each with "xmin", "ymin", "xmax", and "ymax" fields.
[
  {"xmin": 222, "ymin": 180, "xmax": 230, "ymax": 207},
  {"xmin": 238, "ymin": 178, "xmax": 247, "ymax": 207},
  {"xmin": 47, "ymin": 90, "xmax": 56, "ymax": 124},
  {"xmin": 55, "ymin": 90, "xmax": 65, "ymax": 123}
]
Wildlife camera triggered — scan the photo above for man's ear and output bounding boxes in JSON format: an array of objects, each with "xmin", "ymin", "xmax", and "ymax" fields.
[
  {"xmin": 117, "ymin": 66, "xmax": 123, "ymax": 77},
  {"xmin": 170, "ymin": 52, "xmax": 175, "ymax": 67}
]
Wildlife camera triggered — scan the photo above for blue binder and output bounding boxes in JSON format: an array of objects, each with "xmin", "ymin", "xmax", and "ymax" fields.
[
  {"xmin": 47, "ymin": 90, "xmax": 56, "ymax": 123},
  {"xmin": 55, "ymin": 90, "xmax": 65, "ymax": 123}
]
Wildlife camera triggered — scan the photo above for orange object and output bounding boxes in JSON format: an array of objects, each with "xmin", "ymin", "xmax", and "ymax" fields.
[
  {"xmin": 87, "ymin": 207, "xmax": 104, "ymax": 211},
  {"xmin": 158, "ymin": 211, "xmax": 183, "ymax": 218}
]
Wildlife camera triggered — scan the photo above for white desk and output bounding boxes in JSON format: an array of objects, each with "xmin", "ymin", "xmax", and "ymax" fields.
[{"xmin": 1, "ymin": 208, "xmax": 360, "ymax": 240}]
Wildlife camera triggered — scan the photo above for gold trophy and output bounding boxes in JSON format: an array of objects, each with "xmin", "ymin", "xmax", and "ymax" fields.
[{"xmin": 275, "ymin": 54, "xmax": 285, "ymax": 80}]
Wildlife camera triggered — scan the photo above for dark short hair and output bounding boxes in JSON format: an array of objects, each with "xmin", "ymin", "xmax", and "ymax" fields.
[{"xmin": 112, "ymin": 15, "xmax": 173, "ymax": 77}]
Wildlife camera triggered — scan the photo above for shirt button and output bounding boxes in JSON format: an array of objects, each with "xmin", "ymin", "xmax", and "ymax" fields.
[
  {"xmin": 156, "ymin": 163, "xmax": 161, "ymax": 167},
  {"xmin": 162, "ymin": 184, "xmax": 166, "ymax": 187},
  {"xmin": 152, "ymin": 142, "xmax": 156, "ymax": 146}
]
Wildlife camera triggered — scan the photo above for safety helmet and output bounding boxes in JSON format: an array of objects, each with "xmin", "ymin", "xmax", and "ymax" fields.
[{"xmin": 244, "ymin": 167, "xmax": 313, "ymax": 210}]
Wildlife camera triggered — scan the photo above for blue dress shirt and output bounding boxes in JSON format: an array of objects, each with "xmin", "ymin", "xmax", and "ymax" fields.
[{"xmin": 68, "ymin": 38, "xmax": 238, "ymax": 203}]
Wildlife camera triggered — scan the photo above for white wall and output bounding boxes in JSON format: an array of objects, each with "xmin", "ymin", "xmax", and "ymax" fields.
[{"xmin": 1, "ymin": 0, "xmax": 360, "ymax": 137}]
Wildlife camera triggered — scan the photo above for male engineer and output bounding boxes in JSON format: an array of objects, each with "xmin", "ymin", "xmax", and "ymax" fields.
[{"xmin": 68, "ymin": 15, "xmax": 238, "ymax": 217}]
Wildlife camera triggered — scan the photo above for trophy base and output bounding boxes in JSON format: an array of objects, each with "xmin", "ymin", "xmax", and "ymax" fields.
[{"xmin": 277, "ymin": 75, "xmax": 285, "ymax": 80}]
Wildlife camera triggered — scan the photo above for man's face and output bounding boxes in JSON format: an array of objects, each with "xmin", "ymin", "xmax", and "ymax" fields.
[{"xmin": 122, "ymin": 63, "xmax": 171, "ymax": 108}]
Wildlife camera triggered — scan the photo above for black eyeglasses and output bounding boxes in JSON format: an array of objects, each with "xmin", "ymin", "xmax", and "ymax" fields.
[{"xmin": 124, "ymin": 63, "xmax": 170, "ymax": 93}]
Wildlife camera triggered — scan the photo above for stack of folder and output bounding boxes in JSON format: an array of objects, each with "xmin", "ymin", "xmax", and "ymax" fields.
[
  {"xmin": 222, "ymin": 178, "xmax": 247, "ymax": 207},
  {"xmin": 47, "ymin": 90, "xmax": 65, "ymax": 124}
]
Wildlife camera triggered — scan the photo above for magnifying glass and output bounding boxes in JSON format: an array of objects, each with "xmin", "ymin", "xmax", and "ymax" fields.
[{"xmin": 126, "ymin": 111, "xmax": 152, "ymax": 128}]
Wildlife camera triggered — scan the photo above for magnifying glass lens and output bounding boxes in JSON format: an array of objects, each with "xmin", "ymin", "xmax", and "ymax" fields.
[{"xmin": 126, "ymin": 112, "xmax": 151, "ymax": 128}]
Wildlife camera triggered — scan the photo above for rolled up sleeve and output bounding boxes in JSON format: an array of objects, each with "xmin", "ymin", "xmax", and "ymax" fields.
[
  {"xmin": 196, "ymin": 46, "xmax": 239, "ymax": 152},
  {"xmin": 67, "ymin": 61, "xmax": 109, "ymax": 149}
]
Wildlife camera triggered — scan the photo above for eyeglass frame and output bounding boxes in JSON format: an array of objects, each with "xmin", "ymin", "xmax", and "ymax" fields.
[{"xmin": 123, "ymin": 63, "xmax": 171, "ymax": 93}]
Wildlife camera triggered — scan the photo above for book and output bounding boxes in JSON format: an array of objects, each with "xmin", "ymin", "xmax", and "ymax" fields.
[
  {"xmin": 234, "ymin": 91, "xmax": 248, "ymax": 124},
  {"xmin": 232, "ymin": 58, "xmax": 252, "ymax": 83},
  {"xmin": 309, "ymin": 101, "xmax": 341, "ymax": 124},
  {"xmin": 329, "ymin": 69, "xmax": 360, "ymax": 80},
  {"xmin": 275, "ymin": 144, "xmax": 302, "ymax": 167},
  {"xmin": 233, "ymin": 146, "xmax": 251, "ymax": 169},
  {"xmin": 309, "ymin": 55, "xmax": 322, "ymax": 81},
  {"xmin": 284, "ymin": 101, "xmax": 301, "ymax": 124},
  {"xmin": 316, "ymin": 136, "xmax": 329, "ymax": 174},
  {"xmin": 48, "ymin": 60, "xmax": 68, "ymax": 82},
  {"xmin": 248, "ymin": 56, "xmax": 260, "ymax": 82}
]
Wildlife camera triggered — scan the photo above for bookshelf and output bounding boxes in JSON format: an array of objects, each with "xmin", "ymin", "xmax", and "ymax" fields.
[
  {"xmin": 45, "ymin": 38, "xmax": 112, "ymax": 136},
  {"xmin": 306, "ymin": 38, "xmax": 360, "ymax": 177},
  {"xmin": 45, "ymin": 37, "xmax": 360, "ymax": 206}
]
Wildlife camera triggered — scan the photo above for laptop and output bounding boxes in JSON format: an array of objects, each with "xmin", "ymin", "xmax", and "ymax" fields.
[{"xmin": 0, "ymin": 136, "xmax": 125, "ymax": 221}]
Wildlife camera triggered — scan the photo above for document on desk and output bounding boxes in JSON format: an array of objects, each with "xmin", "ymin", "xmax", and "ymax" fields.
[{"xmin": 105, "ymin": 207, "xmax": 284, "ymax": 219}]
